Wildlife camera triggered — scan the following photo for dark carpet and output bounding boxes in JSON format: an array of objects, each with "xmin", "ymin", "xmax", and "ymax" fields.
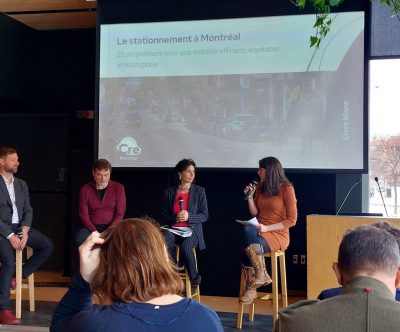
[
  {"xmin": 217, "ymin": 312, "xmax": 273, "ymax": 331},
  {"xmin": 13, "ymin": 300, "xmax": 273, "ymax": 331},
  {"xmin": 11, "ymin": 301, "xmax": 54, "ymax": 327}
]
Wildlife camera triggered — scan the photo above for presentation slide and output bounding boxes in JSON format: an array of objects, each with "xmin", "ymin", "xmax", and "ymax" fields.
[{"xmin": 98, "ymin": 12, "xmax": 364, "ymax": 169}]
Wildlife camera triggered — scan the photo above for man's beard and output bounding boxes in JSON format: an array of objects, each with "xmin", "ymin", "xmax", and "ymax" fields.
[
  {"xmin": 96, "ymin": 180, "xmax": 108, "ymax": 188},
  {"xmin": 5, "ymin": 166, "xmax": 17, "ymax": 174}
]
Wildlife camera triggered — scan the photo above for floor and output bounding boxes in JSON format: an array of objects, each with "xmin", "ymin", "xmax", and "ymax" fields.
[{"xmin": 5, "ymin": 271, "xmax": 305, "ymax": 332}]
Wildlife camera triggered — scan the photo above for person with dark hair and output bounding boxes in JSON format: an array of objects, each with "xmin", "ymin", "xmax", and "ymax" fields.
[
  {"xmin": 0, "ymin": 147, "xmax": 54, "ymax": 325},
  {"xmin": 372, "ymin": 220, "xmax": 400, "ymax": 245},
  {"xmin": 240, "ymin": 156, "xmax": 297, "ymax": 304},
  {"xmin": 318, "ymin": 221, "xmax": 400, "ymax": 301},
  {"xmin": 50, "ymin": 218, "xmax": 223, "ymax": 332},
  {"xmin": 275, "ymin": 225, "xmax": 400, "ymax": 331},
  {"xmin": 75, "ymin": 159, "xmax": 126, "ymax": 246},
  {"xmin": 161, "ymin": 159, "xmax": 208, "ymax": 289}
]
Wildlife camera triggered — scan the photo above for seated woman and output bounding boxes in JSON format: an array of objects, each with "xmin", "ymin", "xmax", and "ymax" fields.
[
  {"xmin": 50, "ymin": 218, "xmax": 222, "ymax": 332},
  {"xmin": 240, "ymin": 156, "xmax": 297, "ymax": 304},
  {"xmin": 162, "ymin": 159, "xmax": 208, "ymax": 289}
]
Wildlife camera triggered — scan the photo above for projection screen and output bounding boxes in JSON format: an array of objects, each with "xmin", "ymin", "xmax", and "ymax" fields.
[{"xmin": 98, "ymin": 12, "xmax": 365, "ymax": 169}]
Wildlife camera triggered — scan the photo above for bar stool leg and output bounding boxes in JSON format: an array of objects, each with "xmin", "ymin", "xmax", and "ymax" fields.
[
  {"xmin": 271, "ymin": 251, "xmax": 279, "ymax": 322},
  {"xmin": 176, "ymin": 246, "xmax": 201, "ymax": 301},
  {"xmin": 236, "ymin": 266, "xmax": 256, "ymax": 329},
  {"xmin": 279, "ymin": 253, "xmax": 288, "ymax": 308},
  {"xmin": 192, "ymin": 248, "xmax": 200, "ymax": 302},
  {"xmin": 237, "ymin": 250, "xmax": 287, "ymax": 328},
  {"xmin": 13, "ymin": 247, "xmax": 35, "ymax": 318},
  {"xmin": 27, "ymin": 247, "xmax": 35, "ymax": 312},
  {"xmin": 236, "ymin": 268, "xmax": 245, "ymax": 329},
  {"xmin": 185, "ymin": 269, "xmax": 192, "ymax": 298},
  {"xmin": 249, "ymin": 302, "xmax": 255, "ymax": 322},
  {"xmin": 15, "ymin": 250, "xmax": 22, "ymax": 319},
  {"xmin": 176, "ymin": 245, "xmax": 180, "ymax": 266}
]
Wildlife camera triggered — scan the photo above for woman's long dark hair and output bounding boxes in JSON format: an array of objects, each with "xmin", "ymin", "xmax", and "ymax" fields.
[{"xmin": 259, "ymin": 156, "xmax": 291, "ymax": 196}]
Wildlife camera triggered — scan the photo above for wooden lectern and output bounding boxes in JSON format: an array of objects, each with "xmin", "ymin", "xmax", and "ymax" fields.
[{"xmin": 307, "ymin": 215, "xmax": 400, "ymax": 299}]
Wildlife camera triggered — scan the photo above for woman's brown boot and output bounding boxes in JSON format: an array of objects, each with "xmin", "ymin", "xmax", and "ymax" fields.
[
  {"xmin": 245, "ymin": 243, "xmax": 272, "ymax": 287},
  {"xmin": 239, "ymin": 265, "xmax": 257, "ymax": 304}
]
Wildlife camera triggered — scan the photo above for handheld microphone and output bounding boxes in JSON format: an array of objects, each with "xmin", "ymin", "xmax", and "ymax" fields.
[
  {"xmin": 178, "ymin": 196, "xmax": 184, "ymax": 211},
  {"xmin": 244, "ymin": 180, "xmax": 258, "ymax": 200},
  {"xmin": 336, "ymin": 179, "xmax": 361, "ymax": 215},
  {"xmin": 374, "ymin": 177, "xmax": 388, "ymax": 217},
  {"xmin": 17, "ymin": 227, "xmax": 23, "ymax": 239}
]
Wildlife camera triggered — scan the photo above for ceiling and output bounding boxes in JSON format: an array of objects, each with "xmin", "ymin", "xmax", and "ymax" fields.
[{"xmin": 0, "ymin": 0, "xmax": 96, "ymax": 30}]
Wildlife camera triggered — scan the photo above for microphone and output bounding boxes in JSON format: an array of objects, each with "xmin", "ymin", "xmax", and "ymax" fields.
[
  {"xmin": 336, "ymin": 179, "xmax": 361, "ymax": 215},
  {"xmin": 244, "ymin": 180, "xmax": 258, "ymax": 200},
  {"xmin": 178, "ymin": 196, "xmax": 184, "ymax": 211},
  {"xmin": 374, "ymin": 177, "xmax": 388, "ymax": 217}
]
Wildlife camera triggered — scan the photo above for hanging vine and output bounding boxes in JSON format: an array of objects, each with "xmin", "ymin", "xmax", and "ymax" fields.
[{"xmin": 292, "ymin": 0, "xmax": 400, "ymax": 48}]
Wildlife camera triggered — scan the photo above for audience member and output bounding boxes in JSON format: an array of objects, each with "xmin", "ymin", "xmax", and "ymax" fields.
[
  {"xmin": 51, "ymin": 218, "xmax": 223, "ymax": 332},
  {"xmin": 274, "ymin": 225, "xmax": 400, "ymax": 332},
  {"xmin": 317, "ymin": 221, "xmax": 400, "ymax": 302}
]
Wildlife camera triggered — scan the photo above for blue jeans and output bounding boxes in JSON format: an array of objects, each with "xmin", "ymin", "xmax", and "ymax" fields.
[{"xmin": 241, "ymin": 225, "xmax": 270, "ymax": 266}]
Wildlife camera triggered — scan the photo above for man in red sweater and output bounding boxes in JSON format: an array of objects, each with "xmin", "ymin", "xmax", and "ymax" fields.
[{"xmin": 75, "ymin": 159, "xmax": 126, "ymax": 246}]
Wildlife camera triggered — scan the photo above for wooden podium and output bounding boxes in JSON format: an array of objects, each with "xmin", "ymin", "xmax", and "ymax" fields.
[{"xmin": 306, "ymin": 215, "xmax": 400, "ymax": 299}]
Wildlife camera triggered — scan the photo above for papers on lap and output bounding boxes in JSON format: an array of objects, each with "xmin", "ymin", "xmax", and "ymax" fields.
[
  {"xmin": 236, "ymin": 217, "xmax": 259, "ymax": 226},
  {"xmin": 161, "ymin": 225, "xmax": 193, "ymax": 238}
]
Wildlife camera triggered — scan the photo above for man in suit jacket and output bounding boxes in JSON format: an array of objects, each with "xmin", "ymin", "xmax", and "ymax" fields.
[
  {"xmin": 0, "ymin": 147, "xmax": 54, "ymax": 325},
  {"xmin": 274, "ymin": 225, "xmax": 400, "ymax": 332}
]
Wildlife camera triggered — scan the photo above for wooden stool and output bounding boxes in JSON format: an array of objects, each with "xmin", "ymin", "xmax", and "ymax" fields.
[
  {"xmin": 10, "ymin": 247, "xmax": 35, "ymax": 319},
  {"xmin": 237, "ymin": 250, "xmax": 287, "ymax": 328},
  {"xmin": 176, "ymin": 246, "xmax": 201, "ymax": 302}
]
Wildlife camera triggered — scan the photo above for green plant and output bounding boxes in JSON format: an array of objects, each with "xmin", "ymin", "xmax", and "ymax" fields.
[{"xmin": 293, "ymin": 0, "xmax": 400, "ymax": 48}]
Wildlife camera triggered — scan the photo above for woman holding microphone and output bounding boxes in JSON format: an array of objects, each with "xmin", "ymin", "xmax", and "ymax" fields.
[
  {"xmin": 240, "ymin": 156, "xmax": 297, "ymax": 304},
  {"xmin": 162, "ymin": 159, "xmax": 208, "ymax": 290}
]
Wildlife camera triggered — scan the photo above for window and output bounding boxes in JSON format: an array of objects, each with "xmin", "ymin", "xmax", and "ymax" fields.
[{"xmin": 369, "ymin": 59, "xmax": 400, "ymax": 216}]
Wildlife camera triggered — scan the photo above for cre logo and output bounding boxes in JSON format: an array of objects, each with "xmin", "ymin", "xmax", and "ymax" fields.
[{"xmin": 116, "ymin": 137, "xmax": 142, "ymax": 158}]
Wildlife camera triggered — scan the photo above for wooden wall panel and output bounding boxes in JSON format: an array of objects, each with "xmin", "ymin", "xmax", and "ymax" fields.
[
  {"xmin": 0, "ymin": 0, "xmax": 96, "ymax": 12},
  {"xmin": 307, "ymin": 215, "xmax": 400, "ymax": 299},
  {"xmin": 8, "ymin": 11, "xmax": 96, "ymax": 30}
]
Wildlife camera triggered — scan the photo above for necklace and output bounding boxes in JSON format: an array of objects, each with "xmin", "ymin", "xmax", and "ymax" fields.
[{"xmin": 178, "ymin": 185, "xmax": 191, "ymax": 192}]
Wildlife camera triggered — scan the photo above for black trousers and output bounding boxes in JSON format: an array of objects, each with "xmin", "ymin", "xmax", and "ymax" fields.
[
  {"xmin": 0, "ymin": 225, "xmax": 54, "ymax": 311},
  {"xmin": 74, "ymin": 225, "xmax": 109, "ymax": 247},
  {"xmin": 164, "ymin": 230, "xmax": 199, "ymax": 281}
]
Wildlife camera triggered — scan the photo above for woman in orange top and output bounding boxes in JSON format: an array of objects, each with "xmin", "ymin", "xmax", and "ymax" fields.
[{"xmin": 240, "ymin": 156, "xmax": 297, "ymax": 304}]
